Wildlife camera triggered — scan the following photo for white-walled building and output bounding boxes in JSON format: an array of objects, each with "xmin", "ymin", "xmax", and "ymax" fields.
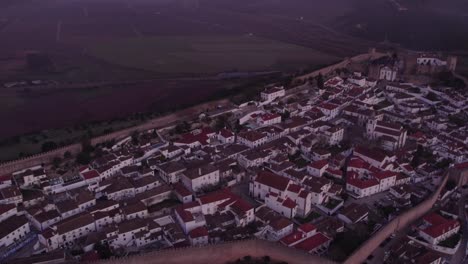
[
  {"xmin": 317, "ymin": 103, "xmax": 340, "ymax": 119},
  {"xmin": 181, "ymin": 165, "xmax": 220, "ymax": 192},
  {"xmin": 237, "ymin": 131, "xmax": 268, "ymax": 148},
  {"xmin": 367, "ymin": 120, "xmax": 407, "ymax": 150},
  {"xmin": 0, "ymin": 215, "xmax": 31, "ymax": 248},
  {"xmin": 418, "ymin": 213, "xmax": 460, "ymax": 245},
  {"xmin": 265, "ymin": 192, "xmax": 297, "ymax": 219},
  {"xmin": 218, "ymin": 129, "xmax": 235, "ymax": 144},
  {"xmin": 307, "ymin": 160, "xmax": 329, "ymax": 177},
  {"xmin": 256, "ymin": 113, "xmax": 282, "ymax": 127},
  {"xmin": 379, "ymin": 66, "xmax": 397, "ymax": 81},
  {"xmin": 261, "ymin": 87, "xmax": 285, "ymax": 102},
  {"xmin": 249, "ymin": 171, "xmax": 291, "ymax": 201},
  {"xmin": 188, "ymin": 226, "xmax": 209, "ymax": 246},
  {"xmin": 0, "ymin": 203, "xmax": 17, "ymax": 223}
]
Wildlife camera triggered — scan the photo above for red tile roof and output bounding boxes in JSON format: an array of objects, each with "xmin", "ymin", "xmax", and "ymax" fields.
[
  {"xmin": 238, "ymin": 130, "xmax": 267, "ymax": 142},
  {"xmin": 176, "ymin": 128, "xmax": 214, "ymax": 145},
  {"xmin": 198, "ymin": 189, "xmax": 232, "ymax": 205},
  {"xmin": 0, "ymin": 174, "xmax": 12, "ymax": 182},
  {"xmin": 174, "ymin": 182, "xmax": 192, "ymax": 197},
  {"xmin": 354, "ymin": 146, "xmax": 387, "ymax": 163},
  {"xmin": 78, "ymin": 166, "xmax": 89, "ymax": 173},
  {"xmin": 189, "ymin": 226, "xmax": 208, "ymax": 239},
  {"xmin": 255, "ymin": 171, "xmax": 290, "ymax": 192},
  {"xmin": 423, "ymin": 213, "xmax": 449, "ymax": 226},
  {"xmin": 348, "ymin": 157, "xmax": 370, "ymax": 170},
  {"xmin": 231, "ymin": 199, "xmax": 254, "ymax": 214},
  {"xmin": 294, "ymin": 233, "xmax": 330, "ymax": 252},
  {"xmin": 421, "ymin": 215, "xmax": 459, "ymax": 239},
  {"xmin": 455, "ymin": 162, "xmax": 468, "ymax": 170},
  {"xmin": 287, "ymin": 184, "xmax": 301, "ymax": 194},
  {"xmin": 347, "ymin": 176, "xmax": 379, "ymax": 189},
  {"xmin": 282, "ymin": 197, "xmax": 296, "ymax": 209},
  {"xmin": 260, "ymin": 113, "xmax": 281, "ymax": 121},
  {"xmin": 175, "ymin": 207, "xmax": 194, "ymax": 222},
  {"xmin": 219, "ymin": 129, "xmax": 234, "ymax": 138},
  {"xmin": 82, "ymin": 170, "xmax": 100, "ymax": 180},
  {"xmin": 319, "ymin": 103, "xmax": 339, "ymax": 111},
  {"xmin": 325, "ymin": 168, "xmax": 343, "ymax": 177},
  {"xmin": 280, "ymin": 230, "xmax": 304, "ymax": 246},
  {"xmin": 0, "ymin": 203, "xmax": 15, "ymax": 215},
  {"xmin": 373, "ymin": 170, "xmax": 397, "ymax": 181},
  {"xmin": 309, "ymin": 159, "xmax": 328, "ymax": 170},
  {"xmin": 269, "ymin": 218, "xmax": 292, "ymax": 231},
  {"xmin": 299, "ymin": 223, "xmax": 317, "ymax": 233}
]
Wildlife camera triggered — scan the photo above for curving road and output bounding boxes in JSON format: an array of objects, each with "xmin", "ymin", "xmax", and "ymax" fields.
[{"xmin": 451, "ymin": 189, "xmax": 468, "ymax": 264}]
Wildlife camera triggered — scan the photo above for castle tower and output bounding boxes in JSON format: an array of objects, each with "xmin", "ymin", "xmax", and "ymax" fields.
[{"xmin": 447, "ymin": 56, "xmax": 457, "ymax": 72}]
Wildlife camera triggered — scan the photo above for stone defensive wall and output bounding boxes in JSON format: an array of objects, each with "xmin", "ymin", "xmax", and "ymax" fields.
[
  {"xmin": 0, "ymin": 98, "xmax": 229, "ymax": 175},
  {"xmin": 0, "ymin": 144, "xmax": 83, "ymax": 175},
  {"xmin": 86, "ymin": 173, "xmax": 448, "ymax": 264},
  {"xmin": 0, "ymin": 49, "xmax": 386, "ymax": 175},
  {"xmin": 86, "ymin": 239, "xmax": 336, "ymax": 264},
  {"xmin": 295, "ymin": 50, "xmax": 387, "ymax": 82},
  {"xmin": 344, "ymin": 173, "xmax": 449, "ymax": 264}
]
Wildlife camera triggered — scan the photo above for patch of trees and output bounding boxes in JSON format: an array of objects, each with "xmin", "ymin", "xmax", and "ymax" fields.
[
  {"xmin": 411, "ymin": 145, "xmax": 435, "ymax": 167},
  {"xmin": 41, "ymin": 141, "xmax": 58, "ymax": 152},
  {"xmin": 437, "ymin": 71, "xmax": 465, "ymax": 90},
  {"xmin": 446, "ymin": 179, "xmax": 457, "ymax": 191},
  {"xmin": 213, "ymin": 115, "xmax": 229, "ymax": 131},
  {"xmin": 448, "ymin": 114, "xmax": 466, "ymax": 127},
  {"xmin": 425, "ymin": 91, "xmax": 439, "ymax": 101},
  {"xmin": 94, "ymin": 241, "xmax": 113, "ymax": 259},
  {"xmin": 316, "ymin": 73, "xmax": 324, "ymax": 89},
  {"xmin": 174, "ymin": 121, "xmax": 191, "ymax": 134},
  {"xmin": 76, "ymin": 139, "xmax": 94, "ymax": 165},
  {"xmin": 280, "ymin": 111, "xmax": 290, "ymax": 120},
  {"xmin": 327, "ymin": 224, "xmax": 371, "ymax": 261},
  {"xmin": 435, "ymin": 158, "xmax": 452, "ymax": 169}
]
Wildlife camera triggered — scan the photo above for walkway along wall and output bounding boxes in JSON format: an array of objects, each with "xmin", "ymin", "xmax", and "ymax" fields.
[
  {"xmin": 86, "ymin": 239, "xmax": 336, "ymax": 264},
  {"xmin": 344, "ymin": 173, "xmax": 449, "ymax": 264},
  {"xmin": 295, "ymin": 50, "xmax": 387, "ymax": 82},
  {"xmin": 0, "ymin": 98, "xmax": 230, "ymax": 176}
]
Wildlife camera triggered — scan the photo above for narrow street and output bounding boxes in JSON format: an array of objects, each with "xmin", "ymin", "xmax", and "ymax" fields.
[{"xmin": 451, "ymin": 189, "xmax": 468, "ymax": 264}]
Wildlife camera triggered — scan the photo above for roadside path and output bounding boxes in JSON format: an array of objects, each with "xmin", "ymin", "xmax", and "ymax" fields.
[{"xmin": 451, "ymin": 189, "xmax": 468, "ymax": 264}]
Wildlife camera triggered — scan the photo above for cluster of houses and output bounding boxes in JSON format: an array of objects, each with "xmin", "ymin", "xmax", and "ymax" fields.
[{"xmin": 0, "ymin": 64, "xmax": 467, "ymax": 263}]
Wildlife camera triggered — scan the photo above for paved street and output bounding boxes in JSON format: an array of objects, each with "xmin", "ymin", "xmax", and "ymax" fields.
[
  {"xmin": 451, "ymin": 189, "xmax": 468, "ymax": 264},
  {"xmin": 367, "ymin": 227, "xmax": 409, "ymax": 264}
]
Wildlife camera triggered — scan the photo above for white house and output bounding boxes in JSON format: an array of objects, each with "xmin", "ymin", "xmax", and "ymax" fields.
[
  {"xmin": 261, "ymin": 87, "xmax": 285, "ymax": 102},
  {"xmin": 0, "ymin": 215, "xmax": 31, "ymax": 248},
  {"xmin": 379, "ymin": 66, "xmax": 397, "ymax": 81},
  {"xmin": 157, "ymin": 161, "xmax": 187, "ymax": 184},
  {"xmin": 218, "ymin": 129, "xmax": 235, "ymax": 144},
  {"xmin": 367, "ymin": 120, "xmax": 407, "ymax": 151},
  {"xmin": 337, "ymin": 203, "xmax": 369, "ymax": 224},
  {"xmin": 249, "ymin": 171, "xmax": 291, "ymax": 201},
  {"xmin": 317, "ymin": 103, "xmax": 340, "ymax": 119},
  {"xmin": 419, "ymin": 213, "xmax": 460, "ymax": 245},
  {"xmin": 0, "ymin": 203, "xmax": 17, "ymax": 222},
  {"xmin": 181, "ymin": 165, "xmax": 220, "ymax": 192},
  {"xmin": 307, "ymin": 160, "xmax": 329, "ymax": 177},
  {"xmin": 256, "ymin": 113, "xmax": 282, "ymax": 127},
  {"xmin": 188, "ymin": 226, "xmax": 209, "ymax": 246},
  {"xmin": 237, "ymin": 131, "xmax": 268, "ymax": 148}
]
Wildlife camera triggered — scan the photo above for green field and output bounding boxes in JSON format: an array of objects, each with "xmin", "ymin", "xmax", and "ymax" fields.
[{"xmin": 85, "ymin": 35, "xmax": 340, "ymax": 74}]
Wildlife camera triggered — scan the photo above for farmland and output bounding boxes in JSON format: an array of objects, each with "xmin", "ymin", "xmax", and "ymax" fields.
[
  {"xmin": 11, "ymin": 0, "xmax": 464, "ymax": 162},
  {"xmin": 82, "ymin": 36, "xmax": 339, "ymax": 74},
  {"xmin": 0, "ymin": 0, "xmax": 373, "ymax": 148}
]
